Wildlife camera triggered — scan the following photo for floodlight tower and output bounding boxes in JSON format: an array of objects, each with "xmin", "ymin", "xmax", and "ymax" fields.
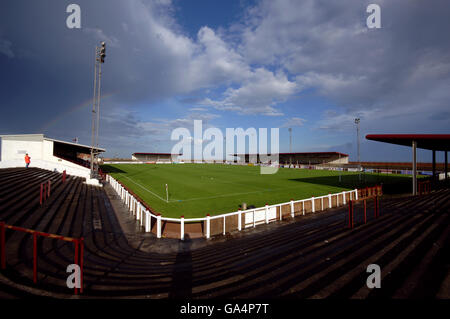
[
  {"xmin": 289, "ymin": 127, "xmax": 292, "ymax": 165},
  {"xmin": 355, "ymin": 118, "xmax": 361, "ymax": 181},
  {"xmin": 90, "ymin": 41, "xmax": 106, "ymax": 178}
]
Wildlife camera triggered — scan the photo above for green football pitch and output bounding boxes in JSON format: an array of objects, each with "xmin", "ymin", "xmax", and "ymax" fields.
[{"xmin": 101, "ymin": 163, "xmax": 414, "ymax": 218}]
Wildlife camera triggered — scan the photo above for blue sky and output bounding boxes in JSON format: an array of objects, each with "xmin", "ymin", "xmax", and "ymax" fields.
[{"xmin": 0, "ymin": 0, "xmax": 449, "ymax": 162}]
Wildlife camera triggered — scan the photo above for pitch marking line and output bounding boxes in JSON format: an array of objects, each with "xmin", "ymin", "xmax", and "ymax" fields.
[{"xmin": 118, "ymin": 174, "xmax": 168, "ymax": 202}]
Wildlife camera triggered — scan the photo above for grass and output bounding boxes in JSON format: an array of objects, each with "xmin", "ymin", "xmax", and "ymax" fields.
[{"xmin": 101, "ymin": 163, "xmax": 417, "ymax": 218}]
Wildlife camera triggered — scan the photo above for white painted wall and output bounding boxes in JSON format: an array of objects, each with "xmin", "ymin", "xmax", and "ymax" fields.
[
  {"xmin": 1, "ymin": 138, "xmax": 43, "ymax": 161},
  {"xmin": 0, "ymin": 135, "xmax": 101, "ymax": 186}
]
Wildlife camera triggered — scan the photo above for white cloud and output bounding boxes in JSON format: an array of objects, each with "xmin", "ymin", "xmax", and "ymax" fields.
[
  {"xmin": 282, "ymin": 117, "xmax": 307, "ymax": 128},
  {"xmin": 199, "ymin": 68, "xmax": 296, "ymax": 116},
  {"xmin": 83, "ymin": 28, "xmax": 120, "ymax": 47}
]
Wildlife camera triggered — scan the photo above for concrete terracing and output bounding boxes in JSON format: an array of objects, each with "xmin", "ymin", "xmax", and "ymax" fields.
[{"xmin": 0, "ymin": 167, "xmax": 448, "ymax": 299}]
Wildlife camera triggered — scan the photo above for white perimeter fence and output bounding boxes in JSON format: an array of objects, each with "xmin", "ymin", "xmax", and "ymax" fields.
[{"xmin": 106, "ymin": 174, "xmax": 361, "ymax": 240}]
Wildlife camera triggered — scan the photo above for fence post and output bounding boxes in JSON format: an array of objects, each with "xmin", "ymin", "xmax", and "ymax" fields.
[
  {"xmin": 223, "ymin": 216, "xmax": 226, "ymax": 235},
  {"xmin": 33, "ymin": 232, "xmax": 37, "ymax": 283},
  {"xmin": 181, "ymin": 216, "xmax": 185, "ymax": 241},
  {"xmin": 0, "ymin": 222, "xmax": 5, "ymax": 269},
  {"xmin": 265, "ymin": 204, "xmax": 269, "ymax": 224},
  {"xmin": 355, "ymin": 189, "xmax": 358, "ymax": 201},
  {"xmin": 238, "ymin": 209, "xmax": 242, "ymax": 231},
  {"xmin": 302, "ymin": 201, "xmax": 305, "ymax": 216},
  {"xmin": 253, "ymin": 210, "xmax": 256, "ymax": 228},
  {"xmin": 157, "ymin": 214, "xmax": 162, "ymax": 238},
  {"xmin": 311, "ymin": 197, "xmax": 315, "ymax": 213},
  {"xmin": 328, "ymin": 193, "xmax": 332, "ymax": 208},
  {"xmin": 343, "ymin": 192, "xmax": 346, "ymax": 205},
  {"xmin": 290, "ymin": 199, "xmax": 294, "ymax": 218},
  {"xmin": 136, "ymin": 200, "xmax": 140, "ymax": 220},
  {"xmin": 206, "ymin": 214, "xmax": 211, "ymax": 239},
  {"xmin": 63, "ymin": 170, "xmax": 66, "ymax": 183},
  {"xmin": 337, "ymin": 193, "xmax": 339, "ymax": 207},
  {"xmin": 145, "ymin": 211, "xmax": 151, "ymax": 232}
]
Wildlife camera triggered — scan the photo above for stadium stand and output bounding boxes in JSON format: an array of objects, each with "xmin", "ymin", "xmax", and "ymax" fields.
[{"xmin": 0, "ymin": 166, "xmax": 448, "ymax": 298}]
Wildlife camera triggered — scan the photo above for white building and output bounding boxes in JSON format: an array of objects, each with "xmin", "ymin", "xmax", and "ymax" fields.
[
  {"xmin": 0, "ymin": 134, "xmax": 105, "ymax": 185},
  {"xmin": 131, "ymin": 152, "xmax": 178, "ymax": 163}
]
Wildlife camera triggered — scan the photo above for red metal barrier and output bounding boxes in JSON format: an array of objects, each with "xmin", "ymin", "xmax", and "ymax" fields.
[
  {"xmin": 0, "ymin": 222, "xmax": 83, "ymax": 294},
  {"xmin": 39, "ymin": 180, "xmax": 53, "ymax": 206},
  {"xmin": 62, "ymin": 170, "xmax": 66, "ymax": 183},
  {"xmin": 348, "ymin": 195, "xmax": 379, "ymax": 229},
  {"xmin": 418, "ymin": 180, "xmax": 431, "ymax": 195}
]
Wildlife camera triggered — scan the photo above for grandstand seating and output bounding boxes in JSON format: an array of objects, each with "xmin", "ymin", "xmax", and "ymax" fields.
[{"xmin": 0, "ymin": 167, "xmax": 448, "ymax": 298}]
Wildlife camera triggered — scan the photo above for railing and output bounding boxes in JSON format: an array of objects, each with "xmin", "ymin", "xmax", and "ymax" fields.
[
  {"xmin": 347, "ymin": 194, "xmax": 380, "ymax": 229},
  {"xmin": 418, "ymin": 180, "xmax": 431, "ymax": 195},
  {"xmin": 106, "ymin": 174, "xmax": 382, "ymax": 240},
  {"xmin": 39, "ymin": 180, "xmax": 51, "ymax": 205},
  {"xmin": 0, "ymin": 222, "xmax": 84, "ymax": 294}
]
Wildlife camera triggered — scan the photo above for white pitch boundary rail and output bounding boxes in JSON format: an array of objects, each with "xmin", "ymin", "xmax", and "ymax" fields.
[{"xmin": 106, "ymin": 175, "xmax": 358, "ymax": 241}]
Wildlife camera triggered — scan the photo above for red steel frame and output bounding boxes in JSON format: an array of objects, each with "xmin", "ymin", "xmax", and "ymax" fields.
[
  {"xmin": 0, "ymin": 222, "xmax": 84, "ymax": 294},
  {"xmin": 418, "ymin": 180, "xmax": 431, "ymax": 195},
  {"xmin": 39, "ymin": 180, "xmax": 52, "ymax": 206},
  {"xmin": 348, "ymin": 195, "xmax": 380, "ymax": 229}
]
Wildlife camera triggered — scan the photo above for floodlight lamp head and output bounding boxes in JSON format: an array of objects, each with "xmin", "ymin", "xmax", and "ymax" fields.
[{"xmin": 355, "ymin": 118, "xmax": 360, "ymax": 124}]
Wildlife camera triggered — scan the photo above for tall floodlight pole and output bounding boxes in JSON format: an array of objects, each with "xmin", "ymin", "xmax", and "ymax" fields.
[
  {"xmin": 355, "ymin": 118, "xmax": 361, "ymax": 181},
  {"xmin": 91, "ymin": 42, "xmax": 106, "ymax": 178},
  {"xmin": 289, "ymin": 127, "xmax": 292, "ymax": 165}
]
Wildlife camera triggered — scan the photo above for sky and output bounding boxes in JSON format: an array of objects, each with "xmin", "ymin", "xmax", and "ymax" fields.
[{"xmin": 0, "ymin": 0, "xmax": 449, "ymax": 162}]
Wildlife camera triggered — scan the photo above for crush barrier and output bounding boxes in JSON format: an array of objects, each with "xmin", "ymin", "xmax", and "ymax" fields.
[
  {"xmin": 39, "ymin": 180, "xmax": 51, "ymax": 205},
  {"xmin": 347, "ymin": 195, "xmax": 380, "ymax": 229},
  {"xmin": 0, "ymin": 222, "xmax": 84, "ymax": 294},
  {"xmin": 106, "ymin": 174, "xmax": 382, "ymax": 240},
  {"xmin": 418, "ymin": 180, "xmax": 431, "ymax": 195}
]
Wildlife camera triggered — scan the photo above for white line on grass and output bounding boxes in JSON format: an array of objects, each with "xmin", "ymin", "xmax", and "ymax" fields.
[
  {"xmin": 118, "ymin": 174, "xmax": 168, "ymax": 202},
  {"xmin": 170, "ymin": 184, "xmax": 332, "ymax": 203}
]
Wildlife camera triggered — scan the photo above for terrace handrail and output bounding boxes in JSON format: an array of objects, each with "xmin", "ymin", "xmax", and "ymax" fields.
[
  {"xmin": 0, "ymin": 221, "xmax": 84, "ymax": 294},
  {"xmin": 105, "ymin": 174, "xmax": 382, "ymax": 240}
]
